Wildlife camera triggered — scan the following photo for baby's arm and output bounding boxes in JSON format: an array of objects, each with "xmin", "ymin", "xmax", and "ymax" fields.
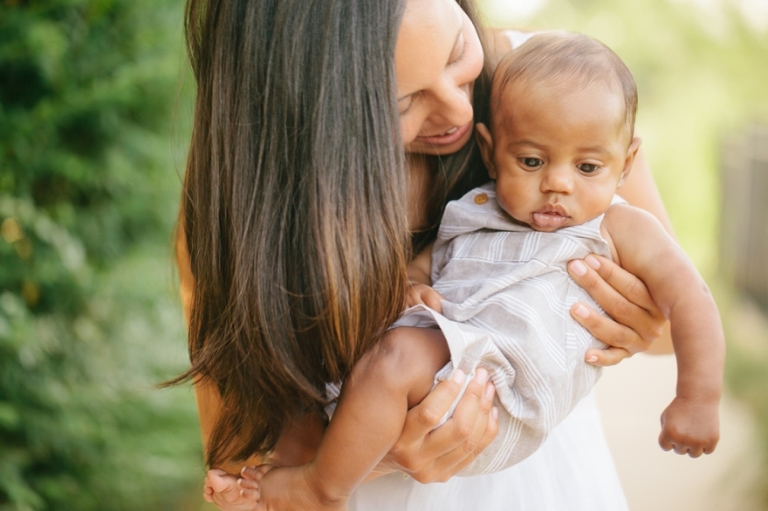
[
  {"xmin": 406, "ymin": 243, "xmax": 444, "ymax": 311},
  {"xmin": 603, "ymin": 205, "xmax": 724, "ymax": 457}
]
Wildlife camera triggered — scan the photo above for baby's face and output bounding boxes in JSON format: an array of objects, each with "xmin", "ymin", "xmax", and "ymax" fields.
[{"xmin": 478, "ymin": 79, "xmax": 638, "ymax": 232}]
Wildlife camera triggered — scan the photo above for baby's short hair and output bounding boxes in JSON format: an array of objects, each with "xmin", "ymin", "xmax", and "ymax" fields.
[{"xmin": 493, "ymin": 32, "xmax": 638, "ymax": 137}]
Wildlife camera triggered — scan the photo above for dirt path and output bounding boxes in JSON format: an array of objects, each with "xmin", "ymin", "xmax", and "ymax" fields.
[{"xmin": 596, "ymin": 354, "xmax": 761, "ymax": 511}]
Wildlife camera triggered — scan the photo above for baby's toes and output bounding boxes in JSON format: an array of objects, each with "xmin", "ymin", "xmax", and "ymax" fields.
[
  {"xmin": 238, "ymin": 477, "xmax": 259, "ymax": 490},
  {"xmin": 239, "ymin": 487, "xmax": 260, "ymax": 501},
  {"xmin": 237, "ymin": 477, "xmax": 261, "ymax": 500},
  {"xmin": 241, "ymin": 464, "xmax": 273, "ymax": 482}
]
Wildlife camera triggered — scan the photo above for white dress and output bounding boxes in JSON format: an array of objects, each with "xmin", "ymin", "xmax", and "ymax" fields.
[{"xmin": 348, "ymin": 393, "xmax": 629, "ymax": 511}]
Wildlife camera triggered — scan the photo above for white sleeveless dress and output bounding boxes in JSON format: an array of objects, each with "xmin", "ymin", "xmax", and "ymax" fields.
[{"xmin": 348, "ymin": 392, "xmax": 628, "ymax": 511}]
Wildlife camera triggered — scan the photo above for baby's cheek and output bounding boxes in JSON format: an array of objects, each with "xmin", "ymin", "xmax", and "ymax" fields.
[{"xmin": 497, "ymin": 194, "xmax": 524, "ymax": 222}]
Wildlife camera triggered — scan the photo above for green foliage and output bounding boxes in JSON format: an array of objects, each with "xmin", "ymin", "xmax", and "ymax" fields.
[{"xmin": 0, "ymin": 0, "xmax": 201, "ymax": 509}]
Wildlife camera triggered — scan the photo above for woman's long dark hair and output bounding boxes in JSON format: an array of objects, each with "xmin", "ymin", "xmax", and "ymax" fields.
[
  {"xmin": 175, "ymin": 0, "xmax": 492, "ymax": 468},
  {"xmin": 177, "ymin": 0, "xmax": 409, "ymax": 467}
]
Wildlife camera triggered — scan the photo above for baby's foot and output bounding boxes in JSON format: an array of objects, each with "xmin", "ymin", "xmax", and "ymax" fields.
[
  {"xmin": 205, "ymin": 469, "xmax": 258, "ymax": 511},
  {"xmin": 241, "ymin": 464, "xmax": 348, "ymax": 511}
]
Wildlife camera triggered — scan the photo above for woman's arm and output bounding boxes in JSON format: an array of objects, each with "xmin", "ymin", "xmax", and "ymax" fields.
[{"xmin": 617, "ymin": 147, "xmax": 675, "ymax": 236}]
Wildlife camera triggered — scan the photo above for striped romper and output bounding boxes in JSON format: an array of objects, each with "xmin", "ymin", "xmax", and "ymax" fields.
[{"xmin": 397, "ymin": 181, "xmax": 617, "ymax": 476}]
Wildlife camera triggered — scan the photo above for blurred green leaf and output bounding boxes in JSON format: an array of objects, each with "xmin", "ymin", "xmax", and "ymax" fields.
[{"xmin": 0, "ymin": 0, "xmax": 201, "ymax": 509}]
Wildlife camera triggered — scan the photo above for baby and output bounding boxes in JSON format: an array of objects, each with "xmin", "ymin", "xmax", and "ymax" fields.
[{"xmin": 208, "ymin": 32, "xmax": 724, "ymax": 511}]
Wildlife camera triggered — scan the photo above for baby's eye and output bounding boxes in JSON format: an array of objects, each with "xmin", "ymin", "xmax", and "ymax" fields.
[
  {"xmin": 520, "ymin": 157, "xmax": 543, "ymax": 169},
  {"xmin": 578, "ymin": 163, "xmax": 600, "ymax": 174}
]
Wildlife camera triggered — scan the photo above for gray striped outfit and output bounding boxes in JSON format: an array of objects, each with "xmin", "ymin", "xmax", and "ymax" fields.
[{"xmin": 397, "ymin": 182, "xmax": 617, "ymax": 476}]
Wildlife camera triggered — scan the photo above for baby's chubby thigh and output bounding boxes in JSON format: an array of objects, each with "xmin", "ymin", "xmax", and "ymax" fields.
[{"xmin": 346, "ymin": 326, "xmax": 451, "ymax": 410}]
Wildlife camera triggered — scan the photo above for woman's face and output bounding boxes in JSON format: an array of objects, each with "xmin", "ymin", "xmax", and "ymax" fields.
[{"xmin": 396, "ymin": 0, "xmax": 484, "ymax": 156}]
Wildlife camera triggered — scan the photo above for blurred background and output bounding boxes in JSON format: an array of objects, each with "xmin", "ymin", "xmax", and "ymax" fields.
[{"xmin": 0, "ymin": 0, "xmax": 766, "ymax": 509}]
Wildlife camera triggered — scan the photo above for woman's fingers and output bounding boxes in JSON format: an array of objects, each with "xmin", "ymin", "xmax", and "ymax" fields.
[
  {"xmin": 568, "ymin": 255, "xmax": 666, "ymax": 353},
  {"xmin": 389, "ymin": 367, "xmax": 502, "ymax": 483},
  {"xmin": 434, "ymin": 382, "xmax": 499, "ymax": 478},
  {"xmin": 468, "ymin": 381, "xmax": 497, "ymax": 453},
  {"xmin": 408, "ymin": 370, "xmax": 499, "ymax": 482},
  {"xmin": 584, "ymin": 346, "xmax": 631, "ymax": 367},
  {"xmin": 386, "ymin": 369, "xmax": 466, "ymax": 476},
  {"xmin": 444, "ymin": 368, "xmax": 489, "ymax": 444},
  {"xmin": 576, "ymin": 255, "xmax": 658, "ymax": 311},
  {"xmin": 447, "ymin": 406, "xmax": 499, "ymax": 476},
  {"xmin": 426, "ymin": 373, "xmax": 487, "ymax": 462},
  {"xmin": 570, "ymin": 302, "xmax": 645, "ymax": 353},
  {"xmin": 568, "ymin": 258, "xmax": 652, "ymax": 330},
  {"xmin": 404, "ymin": 369, "xmax": 465, "ymax": 439}
]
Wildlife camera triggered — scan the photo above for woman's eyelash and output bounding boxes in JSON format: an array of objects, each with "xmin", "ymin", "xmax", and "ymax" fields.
[
  {"xmin": 449, "ymin": 40, "xmax": 466, "ymax": 67},
  {"xmin": 399, "ymin": 93, "xmax": 418, "ymax": 116}
]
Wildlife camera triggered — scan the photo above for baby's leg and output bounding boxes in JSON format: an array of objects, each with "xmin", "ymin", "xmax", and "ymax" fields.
[{"xmin": 252, "ymin": 326, "xmax": 450, "ymax": 511}]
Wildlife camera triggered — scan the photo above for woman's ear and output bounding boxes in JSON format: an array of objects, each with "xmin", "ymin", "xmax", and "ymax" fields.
[
  {"xmin": 475, "ymin": 123, "xmax": 496, "ymax": 179},
  {"xmin": 617, "ymin": 136, "xmax": 642, "ymax": 188}
]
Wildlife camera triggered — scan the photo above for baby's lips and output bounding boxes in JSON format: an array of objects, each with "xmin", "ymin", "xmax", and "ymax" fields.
[{"xmin": 531, "ymin": 211, "xmax": 568, "ymax": 229}]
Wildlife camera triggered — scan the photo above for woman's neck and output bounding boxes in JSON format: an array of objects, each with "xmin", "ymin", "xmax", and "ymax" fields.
[{"xmin": 406, "ymin": 153, "xmax": 437, "ymax": 232}]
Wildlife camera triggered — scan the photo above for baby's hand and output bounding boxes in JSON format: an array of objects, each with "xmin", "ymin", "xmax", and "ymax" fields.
[
  {"xmin": 406, "ymin": 283, "xmax": 445, "ymax": 312},
  {"xmin": 204, "ymin": 469, "xmax": 259, "ymax": 511},
  {"xmin": 658, "ymin": 396, "xmax": 719, "ymax": 458}
]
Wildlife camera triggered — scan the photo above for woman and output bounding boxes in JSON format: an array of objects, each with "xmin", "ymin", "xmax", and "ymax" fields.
[{"xmin": 176, "ymin": 0, "xmax": 673, "ymax": 508}]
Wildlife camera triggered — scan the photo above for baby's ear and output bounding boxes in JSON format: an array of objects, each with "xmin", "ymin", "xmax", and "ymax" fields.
[
  {"xmin": 618, "ymin": 136, "xmax": 642, "ymax": 188},
  {"xmin": 475, "ymin": 123, "xmax": 496, "ymax": 179}
]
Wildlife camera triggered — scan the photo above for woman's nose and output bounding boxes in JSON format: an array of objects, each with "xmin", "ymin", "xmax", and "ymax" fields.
[
  {"xmin": 541, "ymin": 167, "xmax": 574, "ymax": 194},
  {"xmin": 428, "ymin": 80, "xmax": 473, "ymax": 128}
]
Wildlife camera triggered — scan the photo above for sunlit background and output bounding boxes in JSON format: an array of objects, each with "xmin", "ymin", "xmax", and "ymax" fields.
[{"xmin": 0, "ymin": 0, "xmax": 766, "ymax": 509}]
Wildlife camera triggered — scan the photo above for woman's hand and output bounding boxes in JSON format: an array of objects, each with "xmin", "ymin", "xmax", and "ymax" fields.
[
  {"xmin": 379, "ymin": 368, "xmax": 499, "ymax": 483},
  {"xmin": 568, "ymin": 254, "xmax": 671, "ymax": 366}
]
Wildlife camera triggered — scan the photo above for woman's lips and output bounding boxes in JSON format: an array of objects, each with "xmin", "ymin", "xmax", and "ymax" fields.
[{"xmin": 415, "ymin": 122, "xmax": 472, "ymax": 146}]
